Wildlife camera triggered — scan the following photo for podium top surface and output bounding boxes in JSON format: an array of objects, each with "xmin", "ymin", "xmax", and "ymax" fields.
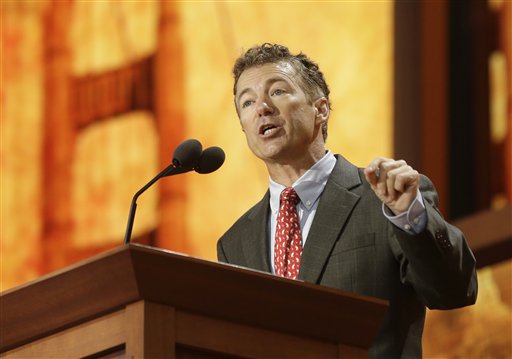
[{"xmin": 0, "ymin": 244, "xmax": 388, "ymax": 352}]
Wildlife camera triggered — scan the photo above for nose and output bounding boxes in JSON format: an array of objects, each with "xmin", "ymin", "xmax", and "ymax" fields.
[{"xmin": 256, "ymin": 97, "xmax": 274, "ymax": 117}]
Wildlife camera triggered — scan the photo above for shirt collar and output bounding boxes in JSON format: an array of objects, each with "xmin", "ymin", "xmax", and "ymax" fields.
[{"xmin": 269, "ymin": 150, "xmax": 337, "ymax": 213}]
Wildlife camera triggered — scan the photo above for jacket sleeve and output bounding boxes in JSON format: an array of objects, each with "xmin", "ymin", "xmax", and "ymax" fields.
[{"xmin": 388, "ymin": 175, "xmax": 478, "ymax": 309}]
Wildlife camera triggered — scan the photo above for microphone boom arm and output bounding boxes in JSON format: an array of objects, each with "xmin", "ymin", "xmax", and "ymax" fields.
[
  {"xmin": 123, "ymin": 164, "xmax": 192, "ymax": 245},
  {"xmin": 123, "ymin": 138, "xmax": 224, "ymax": 245}
]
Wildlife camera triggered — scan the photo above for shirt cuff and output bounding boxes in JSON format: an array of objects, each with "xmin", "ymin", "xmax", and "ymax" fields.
[{"xmin": 382, "ymin": 189, "xmax": 427, "ymax": 234}]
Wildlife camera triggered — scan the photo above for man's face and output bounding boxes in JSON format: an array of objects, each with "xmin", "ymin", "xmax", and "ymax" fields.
[{"xmin": 235, "ymin": 62, "xmax": 326, "ymax": 164}]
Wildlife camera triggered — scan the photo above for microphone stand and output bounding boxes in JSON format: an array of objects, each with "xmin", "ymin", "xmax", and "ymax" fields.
[
  {"xmin": 123, "ymin": 164, "xmax": 191, "ymax": 245},
  {"xmin": 122, "ymin": 138, "xmax": 224, "ymax": 245}
]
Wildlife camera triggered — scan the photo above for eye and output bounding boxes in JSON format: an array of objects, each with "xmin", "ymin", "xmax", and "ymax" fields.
[
  {"xmin": 271, "ymin": 89, "xmax": 285, "ymax": 96},
  {"xmin": 241, "ymin": 100, "xmax": 253, "ymax": 109}
]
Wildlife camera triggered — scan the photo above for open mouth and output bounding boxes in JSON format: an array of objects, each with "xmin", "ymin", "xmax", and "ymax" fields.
[{"xmin": 260, "ymin": 124, "xmax": 277, "ymax": 136}]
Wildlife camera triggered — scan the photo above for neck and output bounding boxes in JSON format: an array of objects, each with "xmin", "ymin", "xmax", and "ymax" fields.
[{"xmin": 266, "ymin": 146, "xmax": 326, "ymax": 187}]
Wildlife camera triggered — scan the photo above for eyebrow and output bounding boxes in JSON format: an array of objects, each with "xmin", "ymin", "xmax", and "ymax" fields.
[{"xmin": 236, "ymin": 77, "xmax": 291, "ymax": 104}]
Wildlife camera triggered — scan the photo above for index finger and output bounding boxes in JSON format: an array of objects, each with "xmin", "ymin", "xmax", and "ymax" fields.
[{"xmin": 364, "ymin": 157, "xmax": 390, "ymax": 185}]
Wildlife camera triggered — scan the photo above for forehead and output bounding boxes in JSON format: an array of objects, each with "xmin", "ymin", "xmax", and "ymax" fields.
[{"xmin": 235, "ymin": 62, "xmax": 300, "ymax": 96}]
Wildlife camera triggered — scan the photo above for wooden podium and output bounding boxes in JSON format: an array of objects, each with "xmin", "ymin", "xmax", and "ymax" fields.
[{"xmin": 0, "ymin": 244, "xmax": 388, "ymax": 358}]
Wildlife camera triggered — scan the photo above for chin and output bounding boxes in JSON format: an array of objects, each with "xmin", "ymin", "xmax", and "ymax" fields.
[{"xmin": 250, "ymin": 144, "xmax": 279, "ymax": 159}]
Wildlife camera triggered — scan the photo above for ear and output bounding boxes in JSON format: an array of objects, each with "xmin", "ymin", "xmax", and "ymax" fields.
[{"xmin": 313, "ymin": 97, "xmax": 329, "ymax": 125}]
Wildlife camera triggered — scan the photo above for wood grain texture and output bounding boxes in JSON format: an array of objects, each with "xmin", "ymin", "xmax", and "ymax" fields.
[
  {"xmin": 176, "ymin": 311, "xmax": 339, "ymax": 359},
  {"xmin": 1, "ymin": 310, "xmax": 125, "ymax": 358},
  {"xmin": 0, "ymin": 244, "xmax": 387, "ymax": 356}
]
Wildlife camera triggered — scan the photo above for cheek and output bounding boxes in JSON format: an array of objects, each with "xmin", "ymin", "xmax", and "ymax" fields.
[
  {"xmin": 239, "ymin": 115, "xmax": 251, "ymax": 131},
  {"xmin": 239, "ymin": 119, "xmax": 256, "ymax": 142},
  {"xmin": 290, "ymin": 107, "xmax": 315, "ymax": 129}
]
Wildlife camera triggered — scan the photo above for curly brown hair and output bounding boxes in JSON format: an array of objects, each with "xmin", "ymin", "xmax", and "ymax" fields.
[{"xmin": 233, "ymin": 43, "xmax": 331, "ymax": 140}]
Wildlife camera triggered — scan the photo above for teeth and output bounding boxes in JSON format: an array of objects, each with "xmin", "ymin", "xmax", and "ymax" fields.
[{"xmin": 262, "ymin": 126, "xmax": 275, "ymax": 135}]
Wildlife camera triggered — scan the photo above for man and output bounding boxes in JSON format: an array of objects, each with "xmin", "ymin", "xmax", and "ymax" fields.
[{"xmin": 217, "ymin": 43, "xmax": 477, "ymax": 358}]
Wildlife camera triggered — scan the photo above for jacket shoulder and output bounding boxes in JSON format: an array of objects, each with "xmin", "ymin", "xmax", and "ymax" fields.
[{"xmin": 217, "ymin": 191, "xmax": 269, "ymax": 264}]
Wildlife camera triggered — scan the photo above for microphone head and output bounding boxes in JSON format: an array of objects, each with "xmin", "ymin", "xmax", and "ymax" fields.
[
  {"xmin": 195, "ymin": 146, "xmax": 225, "ymax": 174},
  {"xmin": 172, "ymin": 139, "xmax": 202, "ymax": 169}
]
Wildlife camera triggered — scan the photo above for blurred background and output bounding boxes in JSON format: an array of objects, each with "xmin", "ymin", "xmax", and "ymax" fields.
[{"xmin": 1, "ymin": 0, "xmax": 510, "ymax": 357}]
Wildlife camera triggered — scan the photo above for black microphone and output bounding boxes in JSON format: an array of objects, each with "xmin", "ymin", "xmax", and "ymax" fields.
[
  {"xmin": 195, "ymin": 146, "xmax": 225, "ymax": 174},
  {"xmin": 124, "ymin": 139, "xmax": 203, "ymax": 244},
  {"xmin": 172, "ymin": 139, "xmax": 203, "ymax": 169},
  {"xmin": 162, "ymin": 139, "xmax": 203, "ymax": 177}
]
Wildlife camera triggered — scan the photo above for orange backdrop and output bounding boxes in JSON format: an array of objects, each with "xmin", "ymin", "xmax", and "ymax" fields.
[{"xmin": 1, "ymin": 1, "xmax": 510, "ymax": 357}]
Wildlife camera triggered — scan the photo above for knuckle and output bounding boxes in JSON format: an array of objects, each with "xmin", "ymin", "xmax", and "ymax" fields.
[{"xmin": 381, "ymin": 162, "xmax": 392, "ymax": 170}]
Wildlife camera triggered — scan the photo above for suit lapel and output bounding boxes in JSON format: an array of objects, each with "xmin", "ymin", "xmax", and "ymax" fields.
[
  {"xmin": 298, "ymin": 156, "xmax": 362, "ymax": 283},
  {"xmin": 241, "ymin": 191, "xmax": 272, "ymax": 272}
]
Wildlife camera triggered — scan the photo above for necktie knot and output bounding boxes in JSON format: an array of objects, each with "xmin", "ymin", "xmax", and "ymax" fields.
[{"xmin": 280, "ymin": 187, "xmax": 299, "ymax": 205}]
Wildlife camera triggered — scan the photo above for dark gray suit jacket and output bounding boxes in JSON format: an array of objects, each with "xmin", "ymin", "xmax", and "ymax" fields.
[{"xmin": 217, "ymin": 155, "xmax": 477, "ymax": 358}]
